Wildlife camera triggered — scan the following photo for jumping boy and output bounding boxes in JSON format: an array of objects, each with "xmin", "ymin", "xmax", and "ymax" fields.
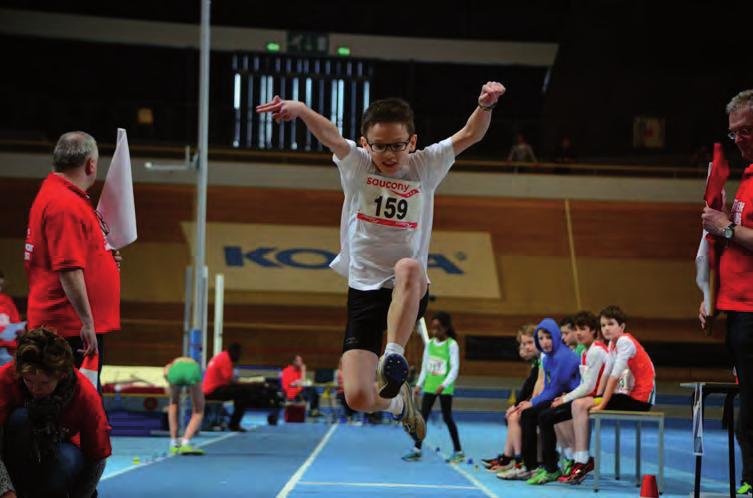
[{"xmin": 256, "ymin": 81, "xmax": 506, "ymax": 441}]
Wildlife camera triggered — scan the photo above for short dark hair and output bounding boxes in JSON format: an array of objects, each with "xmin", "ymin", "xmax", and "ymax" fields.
[
  {"xmin": 573, "ymin": 310, "xmax": 599, "ymax": 332},
  {"xmin": 360, "ymin": 98, "xmax": 415, "ymax": 137},
  {"xmin": 52, "ymin": 131, "xmax": 98, "ymax": 172},
  {"xmin": 599, "ymin": 305, "xmax": 627, "ymax": 326},
  {"xmin": 227, "ymin": 343, "xmax": 242, "ymax": 363},
  {"xmin": 558, "ymin": 315, "xmax": 575, "ymax": 329}
]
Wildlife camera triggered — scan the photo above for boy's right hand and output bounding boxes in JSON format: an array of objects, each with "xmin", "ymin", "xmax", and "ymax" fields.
[
  {"xmin": 698, "ymin": 300, "xmax": 707, "ymax": 329},
  {"xmin": 256, "ymin": 95, "xmax": 306, "ymax": 122}
]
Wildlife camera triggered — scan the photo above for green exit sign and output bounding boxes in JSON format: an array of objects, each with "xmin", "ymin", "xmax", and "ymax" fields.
[{"xmin": 287, "ymin": 31, "xmax": 329, "ymax": 55}]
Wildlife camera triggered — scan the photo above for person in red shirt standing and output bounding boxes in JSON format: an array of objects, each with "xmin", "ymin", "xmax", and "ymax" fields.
[
  {"xmin": 0, "ymin": 271, "xmax": 22, "ymax": 366},
  {"xmin": 701, "ymin": 89, "xmax": 753, "ymax": 495},
  {"xmin": 203, "ymin": 343, "xmax": 282, "ymax": 430},
  {"xmin": 0, "ymin": 327, "xmax": 111, "ymax": 498},
  {"xmin": 24, "ymin": 131, "xmax": 121, "ymax": 391},
  {"xmin": 281, "ymin": 355, "xmax": 321, "ymax": 417}
]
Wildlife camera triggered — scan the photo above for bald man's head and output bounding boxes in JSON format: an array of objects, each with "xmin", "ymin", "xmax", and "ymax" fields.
[{"xmin": 53, "ymin": 131, "xmax": 98, "ymax": 172}]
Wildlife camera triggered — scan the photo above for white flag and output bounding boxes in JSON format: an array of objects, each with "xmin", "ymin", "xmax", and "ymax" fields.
[
  {"xmin": 97, "ymin": 129, "xmax": 137, "ymax": 250},
  {"xmin": 695, "ymin": 161, "xmax": 725, "ymax": 315}
]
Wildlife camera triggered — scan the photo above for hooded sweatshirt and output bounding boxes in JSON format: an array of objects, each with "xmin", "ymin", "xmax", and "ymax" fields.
[{"xmin": 530, "ymin": 318, "xmax": 580, "ymax": 407}]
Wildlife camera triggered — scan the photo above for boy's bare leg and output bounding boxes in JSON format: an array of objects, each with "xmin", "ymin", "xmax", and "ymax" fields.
[
  {"xmin": 343, "ymin": 348, "xmax": 426, "ymax": 441},
  {"xmin": 167, "ymin": 385, "xmax": 181, "ymax": 441},
  {"xmin": 378, "ymin": 258, "xmax": 428, "ymax": 399},
  {"xmin": 572, "ymin": 397, "xmax": 593, "ymax": 453},
  {"xmin": 183, "ymin": 384, "xmax": 205, "ymax": 442},
  {"xmin": 508, "ymin": 410, "xmax": 523, "ymax": 455}
]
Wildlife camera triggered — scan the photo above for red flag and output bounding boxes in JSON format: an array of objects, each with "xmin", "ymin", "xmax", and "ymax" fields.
[
  {"xmin": 704, "ymin": 143, "xmax": 730, "ymax": 209},
  {"xmin": 80, "ymin": 353, "xmax": 99, "ymax": 389}
]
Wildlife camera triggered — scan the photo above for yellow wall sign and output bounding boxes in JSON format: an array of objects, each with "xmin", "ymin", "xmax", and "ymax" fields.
[{"xmin": 181, "ymin": 223, "xmax": 500, "ymax": 299}]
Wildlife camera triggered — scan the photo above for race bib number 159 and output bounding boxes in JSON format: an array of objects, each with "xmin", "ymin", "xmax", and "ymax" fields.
[{"xmin": 357, "ymin": 175, "xmax": 423, "ymax": 230}]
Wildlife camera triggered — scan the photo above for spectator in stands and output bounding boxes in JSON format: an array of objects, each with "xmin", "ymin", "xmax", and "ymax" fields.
[
  {"xmin": 281, "ymin": 355, "xmax": 321, "ymax": 417},
  {"xmin": 0, "ymin": 327, "xmax": 110, "ymax": 498},
  {"xmin": 700, "ymin": 89, "xmax": 753, "ymax": 496},
  {"xmin": 553, "ymin": 136, "xmax": 577, "ymax": 164},
  {"xmin": 566, "ymin": 305, "xmax": 655, "ymax": 484},
  {"xmin": 403, "ymin": 311, "xmax": 464, "ymax": 463},
  {"xmin": 507, "ymin": 133, "xmax": 537, "ymax": 163},
  {"xmin": 486, "ymin": 324, "xmax": 541, "ymax": 475},
  {"xmin": 203, "ymin": 343, "xmax": 282, "ymax": 431},
  {"xmin": 530, "ymin": 310, "xmax": 610, "ymax": 485},
  {"xmin": 501, "ymin": 319, "xmax": 579, "ymax": 480},
  {"xmin": 0, "ymin": 271, "xmax": 21, "ymax": 366},
  {"xmin": 24, "ymin": 131, "xmax": 121, "ymax": 391},
  {"xmin": 164, "ymin": 357, "xmax": 205, "ymax": 455}
]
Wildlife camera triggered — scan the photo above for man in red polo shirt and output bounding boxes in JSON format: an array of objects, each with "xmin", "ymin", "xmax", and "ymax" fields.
[
  {"xmin": 24, "ymin": 131, "xmax": 120, "ymax": 389},
  {"xmin": 700, "ymin": 89, "xmax": 753, "ymax": 495}
]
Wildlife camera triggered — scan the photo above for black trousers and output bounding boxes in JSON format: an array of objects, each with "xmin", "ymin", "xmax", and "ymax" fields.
[
  {"xmin": 538, "ymin": 401, "xmax": 574, "ymax": 471},
  {"xmin": 415, "ymin": 393, "xmax": 462, "ymax": 452},
  {"xmin": 521, "ymin": 401, "xmax": 552, "ymax": 470},
  {"xmin": 207, "ymin": 383, "xmax": 282, "ymax": 428},
  {"xmin": 66, "ymin": 333, "xmax": 105, "ymax": 395},
  {"xmin": 293, "ymin": 386, "xmax": 320, "ymax": 411},
  {"xmin": 726, "ymin": 311, "xmax": 753, "ymax": 483}
]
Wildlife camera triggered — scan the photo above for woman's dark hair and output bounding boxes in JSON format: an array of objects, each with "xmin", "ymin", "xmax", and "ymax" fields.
[
  {"xmin": 431, "ymin": 311, "xmax": 457, "ymax": 341},
  {"xmin": 15, "ymin": 327, "xmax": 74, "ymax": 379}
]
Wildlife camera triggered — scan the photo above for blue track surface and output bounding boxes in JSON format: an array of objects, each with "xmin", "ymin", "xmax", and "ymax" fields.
[{"xmin": 99, "ymin": 414, "xmax": 741, "ymax": 498}]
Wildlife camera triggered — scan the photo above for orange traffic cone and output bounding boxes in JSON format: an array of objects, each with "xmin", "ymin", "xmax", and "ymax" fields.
[
  {"xmin": 80, "ymin": 353, "xmax": 99, "ymax": 389},
  {"xmin": 640, "ymin": 474, "xmax": 659, "ymax": 498}
]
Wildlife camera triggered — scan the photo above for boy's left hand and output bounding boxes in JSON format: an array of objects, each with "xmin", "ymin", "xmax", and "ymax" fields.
[{"xmin": 478, "ymin": 81, "xmax": 506, "ymax": 107}]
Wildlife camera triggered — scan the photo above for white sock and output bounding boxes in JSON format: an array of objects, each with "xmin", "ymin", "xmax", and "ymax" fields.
[
  {"xmin": 384, "ymin": 342, "xmax": 405, "ymax": 356},
  {"xmin": 563, "ymin": 447, "xmax": 574, "ymax": 460},
  {"xmin": 387, "ymin": 396, "xmax": 405, "ymax": 416},
  {"xmin": 574, "ymin": 451, "xmax": 590, "ymax": 464},
  {"xmin": 170, "ymin": 438, "xmax": 178, "ymax": 448},
  {"xmin": 181, "ymin": 437, "xmax": 191, "ymax": 447}
]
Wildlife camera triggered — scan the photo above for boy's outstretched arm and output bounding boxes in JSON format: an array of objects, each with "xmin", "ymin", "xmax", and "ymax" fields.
[
  {"xmin": 256, "ymin": 96, "xmax": 351, "ymax": 160},
  {"xmin": 450, "ymin": 81, "xmax": 506, "ymax": 156}
]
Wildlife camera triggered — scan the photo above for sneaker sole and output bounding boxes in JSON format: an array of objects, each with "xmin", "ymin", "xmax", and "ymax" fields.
[
  {"xmin": 399, "ymin": 382, "xmax": 426, "ymax": 441},
  {"xmin": 377, "ymin": 354, "xmax": 408, "ymax": 399}
]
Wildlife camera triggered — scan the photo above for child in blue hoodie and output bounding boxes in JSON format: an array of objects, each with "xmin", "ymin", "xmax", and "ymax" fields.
[{"xmin": 503, "ymin": 318, "xmax": 580, "ymax": 480}]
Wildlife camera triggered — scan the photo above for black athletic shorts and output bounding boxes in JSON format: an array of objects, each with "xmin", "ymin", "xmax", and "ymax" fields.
[{"xmin": 342, "ymin": 287, "xmax": 430, "ymax": 355}]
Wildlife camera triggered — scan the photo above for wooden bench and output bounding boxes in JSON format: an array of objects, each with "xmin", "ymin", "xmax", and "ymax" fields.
[{"xmin": 590, "ymin": 410, "xmax": 664, "ymax": 494}]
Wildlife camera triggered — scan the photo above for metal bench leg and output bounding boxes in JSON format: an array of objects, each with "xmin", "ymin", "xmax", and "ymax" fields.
[
  {"xmin": 659, "ymin": 417, "xmax": 664, "ymax": 495},
  {"xmin": 594, "ymin": 417, "xmax": 601, "ymax": 492},
  {"xmin": 636, "ymin": 421, "xmax": 641, "ymax": 486},
  {"xmin": 615, "ymin": 420, "xmax": 621, "ymax": 480}
]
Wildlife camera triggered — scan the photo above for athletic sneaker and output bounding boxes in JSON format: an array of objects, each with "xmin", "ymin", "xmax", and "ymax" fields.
[
  {"xmin": 169, "ymin": 446, "xmax": 180, "ymax": 456},
  {"xmin": 564, "ymin": 457, "xmax": 594, "ymax": 484},
  {"xmin": 497, "ymin": 464, "xmax": 533, "ymax": 480},
  {"xmin": 482, "ymin": 455, "xmax": 502, "ymax": 466},
  {"xmin": 401, "ymin": 448, "xmax": 422, "ymax": 462},
  {"xmin": 395, "ymin": 382, "xmax": 426, "ymax": 441},
  {"xmin": 737, "ymin": 482, "xmax": 752, "ymax": 495},
  {"xmin": 561, "ymin": 458, "xmax": 574, "ymax": 477},
  {"xmin": 527, "ymin": 467, "xmax": 562, "ymax": 485},
  {"xmin": 488, "ymin": 459, "xmax": 517, "ymax": 473},
  {"xmin": 177, "ymin": 444, "xmax": 205, "ymax": 456},
  {"xmin": 446, "ymin": 451, "xmax": 465, "ymax": 464},
  {"xmin": 557, "ymin": 460, "xmax": 577, "ymax": 482},
  {"xmin": 377, "ymin": 353, "xmax": 409, "ymax": 399}
]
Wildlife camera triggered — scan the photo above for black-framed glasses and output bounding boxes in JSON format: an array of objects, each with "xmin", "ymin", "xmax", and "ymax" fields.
[
  {"xmin": 366, "ymin": 140, "xmax": 411, "ymax": 153},
  {"xmin": 728, "ymin": 127, "xmax": 753, "ymax": 141},
  {"xmin": 95, "ymin": 210, "xmax": 110, "ymax": 236}
]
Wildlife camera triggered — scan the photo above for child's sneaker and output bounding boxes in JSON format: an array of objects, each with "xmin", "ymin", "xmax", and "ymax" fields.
[
  {"xmin": 737, "ymin": 482, "xmax": 752, "ymax": 495},
  {"xmin": 527, "ymin": 467, "xmax": 562, "ymax": 485},
  {"xmin": 561, "ymin": 458, "xmax": 574, "ymax": 477},
  {"xmin": 446, "ymin": 451, "xmax": 465, "ymax": 464},
  {"xmin": 564, "ymin": 457, "xmax": 594, "ymax": 484},
  {"xmin": 497, "ymin": 464, "xmax": 533, "ymax": 480},
  {"xmin": 395, "ymin": 382, "xmax": 426, "ymax": 441},
  {"xmin": 377, "ymin": 353, "xmax": 409, "ymax": 399},
  {"xmin": 177, "ymin": 443, "xmax": 205, "ymax": 455},
  {"xmin": 401, "ymin": 448, "xmax": 422, "ymax": 462},
  {"xmin": 169, "ymin": 446, "xmax": 180, "ymax": 456}
]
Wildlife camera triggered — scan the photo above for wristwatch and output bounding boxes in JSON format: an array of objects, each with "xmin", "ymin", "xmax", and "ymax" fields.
[{"xmin": 722, "ymin": 222, "xmax": 736, "ymax": 240}]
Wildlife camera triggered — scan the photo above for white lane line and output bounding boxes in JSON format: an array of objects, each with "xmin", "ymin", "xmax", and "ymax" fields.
[
  {"xmin": 447, "ymin": 463, "xmax": 500, "ymax": 498},
  {"xmin": 275, "ymin": 423, "xmax": 339, "ymax": 498},
  {"xmin": 299, "ymin": 481, "xmax": 477, "ymax": 490},
  {"xmin": 101, "ymin": 432, "xmax": 239, "ymax": 481}
]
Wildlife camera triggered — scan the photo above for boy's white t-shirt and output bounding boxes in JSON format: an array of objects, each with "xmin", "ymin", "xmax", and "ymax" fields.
[{"xmin": 330, "ymin": 138, "xmax": 455, "ymax": 290}]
